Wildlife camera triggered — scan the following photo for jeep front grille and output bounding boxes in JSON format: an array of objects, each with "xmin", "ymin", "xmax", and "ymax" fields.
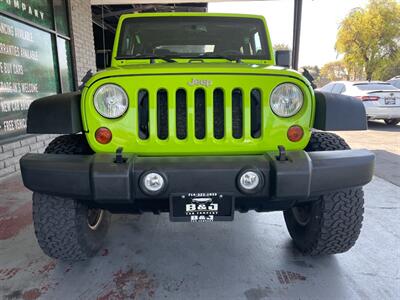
[{"xmin": 137, "ymin": 88, "xmax": 262, "ymax": 141}]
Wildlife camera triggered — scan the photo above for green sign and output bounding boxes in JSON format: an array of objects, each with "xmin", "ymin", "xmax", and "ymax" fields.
[
  {"xmin": 0, "ymin": 0, "xmax": 53, "ymax": 29},
  {"xmin": 0, "ymin": 14, "xmax": 58, "ymax": 140}
]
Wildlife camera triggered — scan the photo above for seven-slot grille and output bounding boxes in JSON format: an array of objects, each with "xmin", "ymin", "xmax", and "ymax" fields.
[{"xmin": 137, "ymin": 88, "xmax": 262, "ymax": 141}]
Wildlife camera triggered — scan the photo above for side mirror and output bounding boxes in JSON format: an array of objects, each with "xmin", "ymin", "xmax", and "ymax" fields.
[{"xmin": 275, "ymin": 50, "xmax": 291, "ymax": 68}]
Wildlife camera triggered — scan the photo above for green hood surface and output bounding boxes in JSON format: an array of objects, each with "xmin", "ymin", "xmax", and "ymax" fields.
[{"xmin": 85, "ymin": 63, "xmax": 312, "ymax": 88}]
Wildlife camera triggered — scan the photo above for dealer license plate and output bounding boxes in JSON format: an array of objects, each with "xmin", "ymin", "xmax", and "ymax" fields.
[
  {"xmin": 384, "ymin": 97, "xmax": 396, "ymax": 105},
  {"xmin": 170, "ymin": 193, "xmax": 234, "ymax": 222}
]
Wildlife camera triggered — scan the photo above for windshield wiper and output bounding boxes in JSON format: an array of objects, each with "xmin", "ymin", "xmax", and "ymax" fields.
[
  {"xmin": 115, "ymin": 55, "xmax": 176, "ymax": 63},
  {"xmin": 198, "ymin": 54, "xmax": 242, "ymax": 63},
  {"xmin": 115, "ymin": 54, "xmax": 244, "ymax": 63}
]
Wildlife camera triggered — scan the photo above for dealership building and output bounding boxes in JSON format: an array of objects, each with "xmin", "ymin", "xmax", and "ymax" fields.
[{"xmin": 0, "ymin": 0, "xmax": 211, "ymax": 178}]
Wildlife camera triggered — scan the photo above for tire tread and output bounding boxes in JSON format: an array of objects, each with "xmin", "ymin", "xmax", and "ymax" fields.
[
  {"xmin": 307, "ymin": 188, "xmax": 364, "ymax": 255},
  {"xmin": 33, "ymin": 194, "xmax": 93, "ymax": 260},
  {"xmin": 33, "ymin": 134, "xmax": 108, "ymax": 261},
  {"xmin": 284, "ymin": 131, "xmax": 364, "ymax": 255}
]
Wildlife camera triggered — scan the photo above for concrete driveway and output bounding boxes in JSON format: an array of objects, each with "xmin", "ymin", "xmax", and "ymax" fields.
[{"xmin": 0, "ymin": 121, "xmax": 399, "ymax": 300}]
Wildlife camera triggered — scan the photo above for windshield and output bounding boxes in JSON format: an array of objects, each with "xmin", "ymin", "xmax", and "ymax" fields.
[
  {"xmin": 117, "ymin": 16, "xmax": 270, "ymax": 60},
  {"xmin": 354, "ymin": 83, "xmax": 398, "ymax": 91}
]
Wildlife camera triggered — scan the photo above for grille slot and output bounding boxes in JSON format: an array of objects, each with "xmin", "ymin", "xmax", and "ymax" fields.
[
  {"xmin": 176, "ymin": 89, "xmax": 187, "ymax": 140},
  {"xmin": 157, "ymin": 89, "xmax": 168, "ymax": 140},
  {"xmin": 195, "ymin": 89, "xmax": 206, "ymax": 140},
  {"xmin": 251, "ymin": 89, "xmax": 262, "ymax": 138},
  {"xmin": 138, "ymin": 90, "xmax": 149, "ymax": 140},
  {"xmin": 232, "ymin": 89, "xmax": 243, "ymax": 139},
  {"xmin": 213, "ymin": 89, "xmax": 224, "ymax": 139}
]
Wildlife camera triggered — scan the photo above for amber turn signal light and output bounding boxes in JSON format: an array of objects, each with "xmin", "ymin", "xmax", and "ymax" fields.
[
  {"xmin": 95, "ymin": 127, "xmax": 112, "ymax": 144},
  {"xmin": 287, "ymin": 125, "xmax": 304, "ymax": 142}
]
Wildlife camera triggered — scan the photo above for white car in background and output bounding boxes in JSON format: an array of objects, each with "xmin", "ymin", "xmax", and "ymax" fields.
[
  {"xmin": 319, "ymin": 81, "xmax": 400, "ymax": 125},
  {"xmin": 388, "ymin": 76, "xmax": 400, "ymax": 89}
]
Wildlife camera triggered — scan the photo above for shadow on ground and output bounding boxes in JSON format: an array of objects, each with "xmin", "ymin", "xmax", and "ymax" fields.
[
  {"xmin": 372, "ymin": 150, "xmax": 400, "ymax": 187},
  {"xmin": 368, "ymin": 120, "xmax": 400, "ymax": 132}
]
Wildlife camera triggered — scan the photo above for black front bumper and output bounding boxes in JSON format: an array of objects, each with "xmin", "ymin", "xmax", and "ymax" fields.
[{"xmin": 20, "ymin": 150, "xmax": 375, "ymax": 213}]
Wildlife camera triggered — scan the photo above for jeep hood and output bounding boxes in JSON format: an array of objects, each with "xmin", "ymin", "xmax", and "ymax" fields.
[{"xmin": 85, "ymin": 63, "xmax": 311, "ymax": 88}]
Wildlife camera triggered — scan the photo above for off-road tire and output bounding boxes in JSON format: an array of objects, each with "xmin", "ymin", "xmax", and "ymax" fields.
[
  {"xmin": 384, "ymin": 119, "xmax": 399, "ymax": 126},
  {"xmin": 33, "ymin": 193, "xmax": 111, "ymax": 261},
  {"xmin": 284, "ymin": 131, "xmax": 364, "ymax": 255},
  {"xmin": 33, "ymin": 134, "xmax": 110, "ymax": 261},
  {"xmin": 305, "ymin": 131, "xmax": 350, "ymax": 151},
  {"xmin": 45, "ymin": 134, "xmax": 93, "ymax": 154}
]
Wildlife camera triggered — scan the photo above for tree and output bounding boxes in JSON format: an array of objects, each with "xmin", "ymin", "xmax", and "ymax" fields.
[
  {"xmin": 336, "ymin": 0, "xmax": 400, "ymax": 80},
  {"xmin": 300, "ymin": 65, "xmax": 320, "ymax": 87},
  {"xmin": 301, "ymin": 65, "xmax": 320, "ymax": 79},
  {"xmin": 375, "ymin": 51, "xmax": 400, "ymax": 80},
  {"xmin": 319, "ymin": 61, "xmax": 349, "ymax": 82}
]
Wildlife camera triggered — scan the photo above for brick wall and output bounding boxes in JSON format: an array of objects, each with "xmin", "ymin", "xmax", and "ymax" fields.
[
  {"xmin": 69, "ymin": 0, "xmax": 97, "ymax": 85},
  {"xmin": 0, "ymin": 135, "xmax": 57, "ymax": 178}
]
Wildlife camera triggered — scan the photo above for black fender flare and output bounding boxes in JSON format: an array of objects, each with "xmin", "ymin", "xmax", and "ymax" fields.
[
  {"xmin": 27, "ymin": 92, "xmax": 83, "ymax": 134},
  {"xmin": 313, "ymin": 91, "xmax": 367, "ymax": 131}
]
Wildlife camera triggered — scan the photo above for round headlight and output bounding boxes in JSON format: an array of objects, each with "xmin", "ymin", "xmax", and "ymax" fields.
[
  {"xmin": 94, "ymin": 84, "xmax": 128, "ymax": 118},
  {"xmin": 270, "ymin": 83, "xmax": 303, "ymax": 117}
]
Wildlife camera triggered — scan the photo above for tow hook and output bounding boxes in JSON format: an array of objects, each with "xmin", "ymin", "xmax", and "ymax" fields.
[
  {"xmin": 277, "ymin": 145, "xmax": 288, "ymax": 162},
  {"xmin": 114, "ymin": 147, "xmax": 126, "ymax": 164}
]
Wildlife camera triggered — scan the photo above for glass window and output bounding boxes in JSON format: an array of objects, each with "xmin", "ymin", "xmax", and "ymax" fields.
[
  {"xmin": 354, "ymin": 83, "xmax": 397, "ymax": 91},
  {"xmin": 57, "ymin": 37, "xmax": 74, "ymax": 92},
  {"xmin": 0, "ymin": 15, "xmax": 59, "ymax": 140},
  {"xmin": 0, "ymin": 0, "xmax": 73, "ymax": 142},
  {"xmin": 253, "ymin": 32, "xmax": 262, "ymax": 54},
  {"xmin": 332, "ymin": 84, "xmax": 344, "ymax": 94},
  {"xmin": 53, "ymin": 0, "xmax": 70, "ymax": 36},
  {"xmin": 388, "ymin": 80, "xmax": 400, "ymax": 89},
  {"xmin": 118, "ymin": 17, "xmax": 270, "ymax": 60},
  {"xmin": 320, "ymin": 83, "xmax": 335, "ymax": 92}
]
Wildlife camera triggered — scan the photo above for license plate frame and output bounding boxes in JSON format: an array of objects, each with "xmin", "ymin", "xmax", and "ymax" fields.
[{"xmin": 170, "ymin": 193, "xmax": 234, "ymax": 222}]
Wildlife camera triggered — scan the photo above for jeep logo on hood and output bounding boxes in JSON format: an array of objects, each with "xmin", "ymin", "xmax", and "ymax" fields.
[{"xmin": 188, "ymin": 79, "xmax": 213, "ymax": 87}]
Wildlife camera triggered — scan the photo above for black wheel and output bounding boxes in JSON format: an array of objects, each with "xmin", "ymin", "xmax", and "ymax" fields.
[
  {"xmin": 33, "ymin": 134, "xmax": 110, "ymax": 261},
  {"xmin": 284, "ymin": 132, "xmax": 364, "ymax": 255},
  {"xmin": 384, "ymin": 119, "xmax": 399, "ymax": 126}
]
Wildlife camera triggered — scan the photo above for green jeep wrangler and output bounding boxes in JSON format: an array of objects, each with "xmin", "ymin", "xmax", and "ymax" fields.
[{"xmin": 20, "ymin": 13, "xmax": 375, "ymax": 261}]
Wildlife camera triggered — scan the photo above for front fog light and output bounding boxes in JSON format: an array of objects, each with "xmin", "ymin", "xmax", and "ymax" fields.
[
  {"xmin": 238, "ymin": 170, "xmax": 263, "ymax": 193},
  {"xmin": 141, "ymin": 172, "xmax": 166, "ymax": 194}
]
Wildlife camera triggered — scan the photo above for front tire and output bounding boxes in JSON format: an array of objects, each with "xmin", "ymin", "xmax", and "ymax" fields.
[
  {"xmin": 33, "ymin": 193, "xmax": 111, "ymax": 261},
  {"xmin": 384, "ymin": 119, "xmax": 399, "ymax": 126},
  {"xmin": 284, "ymin": 132, "xmax": 365, "ymax": 255},
  {"xmin": 32, "ymin": 134, "xmax": 110, "ymax": 261}
]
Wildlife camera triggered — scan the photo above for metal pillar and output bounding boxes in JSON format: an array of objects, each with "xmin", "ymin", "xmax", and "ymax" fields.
[{"xmin": 292, "ymin": 0, "xmax": 303, "ymax": 70}]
